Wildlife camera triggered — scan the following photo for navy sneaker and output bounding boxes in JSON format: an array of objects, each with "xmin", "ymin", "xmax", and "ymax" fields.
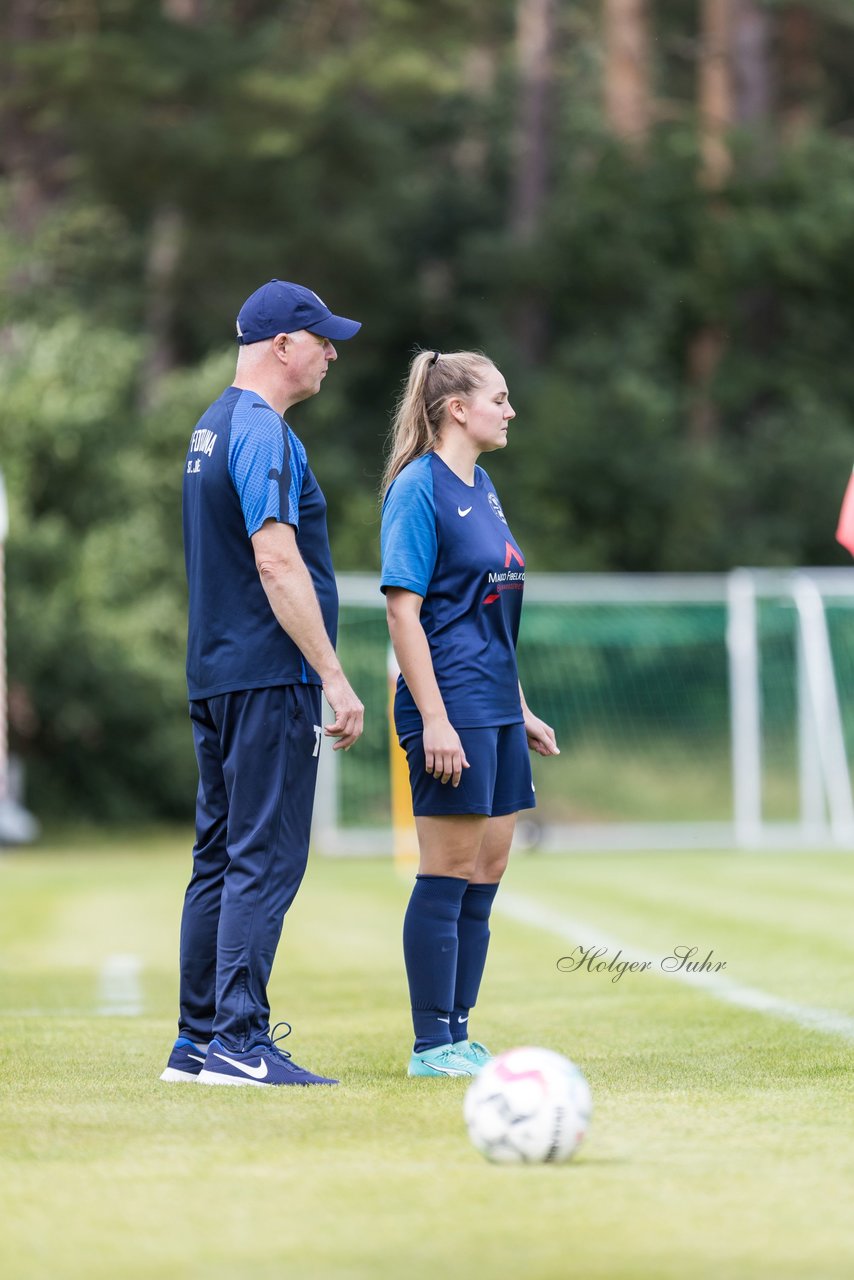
[
  {"xmin": 197, "ymin": 1022, "xmax": 338, "ymax": 1087},
  {"xmin": 160, "ymin": 1036, "xmax": 209, "ymax": 1083}
]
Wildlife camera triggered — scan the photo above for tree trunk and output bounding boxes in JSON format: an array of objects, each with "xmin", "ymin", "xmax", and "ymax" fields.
[
  {"xmin": 139, "ymin": 0, "xmax": 207, "ymax": 401},
  {"xmin": 780, "ymin": 5, "xmax": 820, "ymax": 141},
  {"xmin": 732, "ymin": 0, "xmax": 779, "ymax": 390},
  {"xmin": 163, "ymin": 0, "xmax": 208, "ymax": 20},
  {"xmin": 509, "ymin": 0, "xmax": 555, "ymax": 364},
  {"xmin": 141, "ymin": 205, "xmax": 184, "ymax": 393},
  {"xmin": 510, "ymin": 0, "xmax": 554, "ymax": 243},
  {"xmin": 732, "ymin": 0, "xmax": 773, "ymax": 130},
  {"xmin": 687, "ymin": 324, "xmax": 727, "ymax": 444},
  {"xmin": 689, "ymin": 0, "xmax": 735, "ymax": 442},
  {"xmin": 603, "ymin": 0, "xmax": 651, "ymax": 148},
  {"xmin": 2, "ymin": 0, "xmax": 47, "ymax": 244},
  {"xmin": 453, "ymin": 43, "xmax": 498, "ymax": 182},
  {"xmin": 698, "ymin": 0, "xmax": 734, "ymax": 190}
]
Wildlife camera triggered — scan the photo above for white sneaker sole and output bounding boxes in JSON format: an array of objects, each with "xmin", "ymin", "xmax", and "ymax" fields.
[
  {"xmin": 197, "ymin": 1068, "xmax": 265, "ymax": 1087},
  {"xmin": 159, "ymin": 1067, "xmax": 202, "ymax": 1083}
]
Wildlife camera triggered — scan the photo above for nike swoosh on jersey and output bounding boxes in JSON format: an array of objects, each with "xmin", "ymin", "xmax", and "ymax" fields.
[
  {"xmin": 457, "ymin": 506, "xmax": 473, "ymax": 517},
  {"xmin": 213, "ymin": 1052, "xmax": 268, "ymax": 1079}
]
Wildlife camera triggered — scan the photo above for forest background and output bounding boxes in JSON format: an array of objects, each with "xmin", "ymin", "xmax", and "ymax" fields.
[{"xmin": 3, "ymin": 0, "xmax": 854, "ymax": 823}]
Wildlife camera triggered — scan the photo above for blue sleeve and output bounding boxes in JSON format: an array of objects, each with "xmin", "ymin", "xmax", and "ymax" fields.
[
  {"xmin": 380, "ymin": 457, "xmax": 437, "ymax": 597},
  {"xmin": 285, "ymin": 428, "xmax": 307, "ymax": 526},
  {"xmin": 228, "ymin": 398, "xmax": 303, "ymax": 536}
]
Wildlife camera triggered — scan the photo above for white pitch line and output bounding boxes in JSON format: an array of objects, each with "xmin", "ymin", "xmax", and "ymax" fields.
[
  {"xmin": 0, "ymin": 1008, "xmax": 88, "ymax": 1018},
  {"xmin": 496, "ymin": 890, "xmax": 854, "ymax": 1044}
]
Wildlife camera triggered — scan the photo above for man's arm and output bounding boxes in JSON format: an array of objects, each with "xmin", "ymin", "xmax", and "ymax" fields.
[{"xmin": 252, "ymin": 518, "xmax": 364, "ymax": 749}]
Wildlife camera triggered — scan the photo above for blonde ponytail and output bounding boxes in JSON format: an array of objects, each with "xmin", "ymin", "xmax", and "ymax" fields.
[{"xmin": 380, "ymin": 349, "xmax": 495, "ymax": 497}]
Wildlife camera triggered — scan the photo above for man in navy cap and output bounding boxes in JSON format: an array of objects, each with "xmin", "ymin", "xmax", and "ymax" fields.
[{"xmin": 161, "ymin": 281, "xmax": 364, "ymax": 1087}]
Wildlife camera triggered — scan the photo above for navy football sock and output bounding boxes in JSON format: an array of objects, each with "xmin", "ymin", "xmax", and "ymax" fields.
[
  {"xmin": 451, "ymin": 881, "xmax": 499, "ymax": 1042},
  {"xmin": 403, "ymin": 874, "xmax": 468, "ymax": 1053}
]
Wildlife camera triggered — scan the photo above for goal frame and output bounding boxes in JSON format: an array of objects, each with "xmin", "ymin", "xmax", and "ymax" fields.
[{"xmin": 313, "ymin": 569, "xmax": 854, "ymax": 854}]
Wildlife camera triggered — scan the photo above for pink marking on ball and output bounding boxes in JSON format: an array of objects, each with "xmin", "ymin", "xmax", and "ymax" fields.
[{"xmin": 494, "ymin": 1061, "xmax": 548, "ymax": 1091}]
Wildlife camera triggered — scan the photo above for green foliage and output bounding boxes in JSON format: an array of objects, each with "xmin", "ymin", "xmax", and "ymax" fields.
[
  {"xmin": 0, "ymin": 318, "xmax": 201, "ymax": 819},
  {"xmin": 4, "ymin": 1, "xmax": 854, "ymax": 818}
]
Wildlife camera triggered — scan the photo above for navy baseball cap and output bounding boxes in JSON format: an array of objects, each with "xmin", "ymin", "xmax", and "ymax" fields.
[{"xmin": 236, "ymin": 279, "xmax": 361, "ymax": 344}]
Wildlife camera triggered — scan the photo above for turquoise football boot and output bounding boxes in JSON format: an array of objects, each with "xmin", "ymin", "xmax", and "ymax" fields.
[
  {"xmin": 407, "ymin": 1044, "xmax": 479, "ymax": 1077},
  {"xmin": 451, "ymin": 1040, "xmax": 492, "ymax": 1072}
]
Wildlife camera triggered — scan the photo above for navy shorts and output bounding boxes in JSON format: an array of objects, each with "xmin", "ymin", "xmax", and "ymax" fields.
[{"xmin": 401, "ymin": 721, "xmax": 536, "ymax": 818}]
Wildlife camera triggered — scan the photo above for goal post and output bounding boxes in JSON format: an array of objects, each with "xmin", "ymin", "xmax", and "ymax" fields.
[{"xmin": 314, "ymin": 569, "xmax": 854, "ymax": 854}]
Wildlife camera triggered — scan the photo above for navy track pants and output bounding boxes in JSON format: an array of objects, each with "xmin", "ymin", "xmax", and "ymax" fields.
[{"xmin": 177, "ymin": 683, "xmax": 322, "ymax": 1051}]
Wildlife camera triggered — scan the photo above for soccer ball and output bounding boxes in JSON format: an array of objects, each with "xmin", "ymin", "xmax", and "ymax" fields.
[{"xmin": 463, "ymin": 1046, "xmax": 592, "ymax": 1164}]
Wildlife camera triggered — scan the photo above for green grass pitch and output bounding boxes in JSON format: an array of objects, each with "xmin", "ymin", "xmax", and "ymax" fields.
[{"xmin": 2, "ymin": 830, "xmax": 854, "ymax": 1279}]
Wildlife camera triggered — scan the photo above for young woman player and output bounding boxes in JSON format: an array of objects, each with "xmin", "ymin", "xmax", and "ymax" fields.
[{"xmin": 380, "ymin": 349, "xmax": 560, "ymax": 1077}]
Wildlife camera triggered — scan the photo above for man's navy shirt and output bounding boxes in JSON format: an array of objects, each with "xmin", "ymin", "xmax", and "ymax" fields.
[
  {"xmin": 183, "ymin": 386, "xmax": 338, "ymax": 700},
  {"xmin": 380, "ymin": 452, "xmax": 525, "ymax": 735}
]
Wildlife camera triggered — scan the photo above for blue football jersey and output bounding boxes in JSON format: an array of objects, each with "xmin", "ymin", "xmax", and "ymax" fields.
[
  {"xmin": 380, "ymin": 452, "xmax": 525, "ymax": 734},
  {"xmin": 183, "ymin": 386, "xmax": 338, "ymax": 699}
]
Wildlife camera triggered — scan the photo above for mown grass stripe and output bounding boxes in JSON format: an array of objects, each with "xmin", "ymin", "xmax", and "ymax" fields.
[{"xmin": 497, "ymin": 889, "xmax": 854, "ymax": 1043}]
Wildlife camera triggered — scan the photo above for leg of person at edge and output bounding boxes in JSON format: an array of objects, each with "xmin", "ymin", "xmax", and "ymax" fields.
[
  {"xmin": 379, "ymin": 349, "xmax": 560, "ymax": 1078},
  {"xmin": 161, "ymin": 280, "xmax": 365, "ymax": 1088}
]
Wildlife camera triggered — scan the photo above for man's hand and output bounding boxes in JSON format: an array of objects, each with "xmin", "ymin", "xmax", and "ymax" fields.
[{"xmin": 322, "ymin": 671, "xmax": 364, "ymax": 751}]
